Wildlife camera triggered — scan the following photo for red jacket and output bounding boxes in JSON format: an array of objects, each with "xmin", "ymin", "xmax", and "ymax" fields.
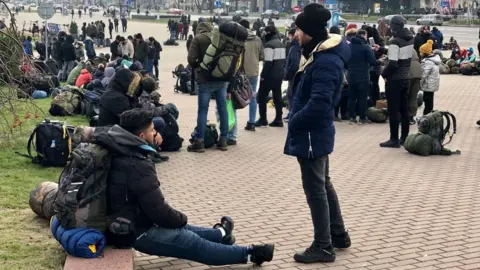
[{"xmin": 75, "ymin": 69, "xmax": 93, "ymax": 87}]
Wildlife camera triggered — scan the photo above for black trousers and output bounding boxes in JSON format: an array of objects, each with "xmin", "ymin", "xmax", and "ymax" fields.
[
  {"xmin": 423, "ymin": 92, "xmax": 434, "ymax": 115},
  {"xmin": 153, "ymin": 59, "xmax": 159, "ymax": 79},
  {"xmin": 109, "ymin": 29, "xmax": 113, "ymax": 39},
  {"xmin": 334, "ymin": 93, "xmax": 348, "ymax": 119},
  {"xmin": 370, "ymin": 72, "xmax": 381, "ymax": 103},
  {"xmin": 114, "ymin": 24, "xmax": 118, "ymax": 32},
  {"xmin": 386, "ymin": 79, "xmax": 410, "ymax": 140},
  {"xmin": 297, "ymin": 156, "xmax": 346, "ymax": 246},
  {"xmin": 122, "ymin": 25, "xmax": 126, "ymax": 32},
  {"xmin": 257, "ymin": 79, "xmax": 283, "ymax": 121}
]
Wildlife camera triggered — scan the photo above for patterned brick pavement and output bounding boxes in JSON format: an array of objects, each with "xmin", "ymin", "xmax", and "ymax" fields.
[{"xmin": 136, "ymin": 51, "xmax": 480, "ymax": 269}]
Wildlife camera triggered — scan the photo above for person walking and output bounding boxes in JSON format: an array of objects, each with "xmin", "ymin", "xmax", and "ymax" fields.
[
  {"xmin": 255, "ymin": 25, "xmax": 286, "ymax": 128},
  {"xmin": 121, "ymin": 17, "xmax": 127, "ymax": 33},
  {"xmin": 380, "ymin": 15, "xmax": 414, "ymax": 148},
  {"xmin": 149, "ymin": 37, "xmax": 162, "ymax": 80},
  {"xmin": 108, "ymin": 19, "xmax": 114, "ymax": 39},
  {"xmin": 284, "ymin": 3, "xmax": 351, "ymax": 264}
]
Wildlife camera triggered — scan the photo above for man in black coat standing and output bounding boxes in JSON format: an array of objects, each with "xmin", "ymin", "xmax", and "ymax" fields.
[{"xmin": 108, "ymin": 19, "xmax": 114, "ymax": 39}]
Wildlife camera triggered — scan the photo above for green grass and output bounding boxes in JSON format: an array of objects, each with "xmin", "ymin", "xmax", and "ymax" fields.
[{"xmin": 0, "ymin": 95, "xmax": 88, "ymax": 270}]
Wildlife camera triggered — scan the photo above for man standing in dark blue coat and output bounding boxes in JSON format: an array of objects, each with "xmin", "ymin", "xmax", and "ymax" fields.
[
  {"xmin": 347, "ymin": 29, "xmax": 381, "ymax": 124},
  {"xmin": 284, "ymin": 3, "xmax": 351, "ymax": 264}
]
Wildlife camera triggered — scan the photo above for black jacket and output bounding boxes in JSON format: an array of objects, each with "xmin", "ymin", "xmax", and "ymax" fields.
[
  {"xmin": 98, "ymin": 69, "xmax": 141, "ymax": 127},
  {"xmin": 61, "ymin": 35, "xmax": 76, "ymax": 61},
  {"xmin": 134, "ymin": 40, "xmax": 149, "ymax": 63},
  {"xmin": 95, "ymin": 125, "xmax": 187, "ymax": 248},
  {"xmin": 414, "ymin": 32, "xmax": 436, "ymax": 55},
  {"xmin": 53, "ymin": 39, "xmax": 63, "ymax": 61},
  {"xmin": 382, "ymin": 28, "xmax": 414, "ymax": 81},
  {"xmin": 261, "ymin": 35, "xmax": 285, "ymax": 83},
  {"xmin": 110, "ymin": 40, "xmax": 119, "ymax": 57}
]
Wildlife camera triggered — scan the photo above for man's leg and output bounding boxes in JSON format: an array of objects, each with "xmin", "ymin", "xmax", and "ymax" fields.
[
  {"xmin": 399, "ymin": 80, "xmax": 410, "ymax": 141},
  {"xmin": 358, "ymin": 81, "xmax": 369, "ymax": 122},
  {"xmin": 340, "ymin": 94, "xmax": 349, "ymax": 120},
  {"xmin": 270, "ymin": 80, "xmax": 283, "ymax": 126},
  {"xmin": 407, "ymin": 78, "xmax": 420, "ymax": 122},
  {"xmin": 381, "ymin": 81, "xmax": 401, "ymax": 147},
  {"xmin": 347, "ymin": 83, "xmax": 358, "ymax": 122},
  {"xmin": 213, "ymin": 83, "xmax": 228, "ymax": 150},
  {"xmin": 226, "ymin": 108, "xmax": 237, "ymax": 144},
  {"xmin": 153, "ymin": 59, "xmax": 159, "ymax": 79},
  {"xmin": 188, "ymin": 83, "xmax": 212, "ymax": 152},
  {"xmin": 255, "ymin": 80, "xmax": 269, "ymax": 126},
  {"xmin": 134, "ymin": 226, "xmax": 249, "ymax": 266},
  {"xmin": 246, "ymin": 76, "xmax": 258, "ymax": 130},
  {"xmin": 295, "ymin": 156, "xmax": 336, "ymax": 263},
  {"xmin": 370, "ymin": 73, "xmax": 380, "ymax": 103}
]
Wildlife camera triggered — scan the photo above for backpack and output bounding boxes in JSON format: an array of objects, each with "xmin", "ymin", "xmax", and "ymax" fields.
[
  {"xmin": 16, "ymin": 120, "xmax": 72, "ymax": 167},
  {"xmin": 230, "ymin": 73, "xmax": 252, "ymax": 110},
  {"xmin": 366, "ymin": 107, "xmax": 388, "ymax": 123},
  {"xmin": 84, "ymin": 90, "xmax": 102, "ymax": 119},
  {"xmin": 172, "ymin": 64, "xmax": 192, "ymax": 94},
  {"xmin": 49, "ymin": 88, "xmax": 85, "ymax": 116},
  {"xmin": 189, "ymin": 123, "xmax": 219, "ymax": 148},
  {"xmin": 54, "ymin": 142, "xmax": 111, "ymax": 232},
  {"xmin": 160, "ymin": 113, "xmax": 183, "ymax": 152},
  {"xmin": 404, "ymin": 111, "xmax": 460, "ymax": 156},
  {"xmin": 200, "ymin": 21, "xmax": 247, "ymax": 81}
]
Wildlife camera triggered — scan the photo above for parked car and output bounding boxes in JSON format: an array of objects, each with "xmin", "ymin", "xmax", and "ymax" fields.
[
  {"xmin": 234, "ymin": 10, "xmax": 248, "ymax": 17},
  {"xmin": 53, "ymin": 4, "xmax": 62, "ymax": 11},
  {"xmin": 214, "ymin": 8, "xmax": 229, "ymax": 16},
  {"xmin": 89, "ymin": 5, "xmax": 100, "ymax": 12},
  {"xmin": 261, "ymin": 9, "xmax": 280, "ymax": 20},
  {"xmin": 416, "ymin": 14, "xmax": 443, "ymax": 26},
  {"xmin": 167, "ymin": 8, "xmax": 183, "ymax": 15}
]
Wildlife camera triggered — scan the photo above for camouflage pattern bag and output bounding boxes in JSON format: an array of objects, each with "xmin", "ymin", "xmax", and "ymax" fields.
[
  {"xmin": 49, "ymin": 88, "xmax": 85, "ymax": 116},
  {"xmin": 54, "ymin": 142, "xmax": 111, "ymax": 232}
]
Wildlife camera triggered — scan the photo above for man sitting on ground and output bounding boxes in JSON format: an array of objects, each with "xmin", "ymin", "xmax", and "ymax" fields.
[{"xmin": 96, "ymin": 109, "xmax": 274, "ymax": 266}]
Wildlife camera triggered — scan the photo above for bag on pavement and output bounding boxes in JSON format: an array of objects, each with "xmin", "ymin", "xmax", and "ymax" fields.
[
  {"xmin": 189, "ymin": 123, "xmax": 219, "ymax": 148},
  {"xmin": 49, "ymin": 87, "xmax": 85, "ymax": 116}
]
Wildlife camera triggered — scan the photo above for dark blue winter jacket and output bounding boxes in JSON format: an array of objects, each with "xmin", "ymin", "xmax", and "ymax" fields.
[
  {"xmin": 347, "ymin": 36, "xmax": 380, "ymax": 84},
  {"xmin": 284, "ymin": 39, "xmax": 301, "ymax": 81},
  {"xmin": 284, "ymin": 34, "xmax": 351, "ymax": 159},
  {"xmin": 84, "ymin": 36, "xmax": 96, "ymax": 59}
]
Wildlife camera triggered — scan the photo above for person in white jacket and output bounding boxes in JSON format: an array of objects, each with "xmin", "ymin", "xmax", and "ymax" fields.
[
  {"xmin": 118, "ymin": 36, "xmax": 134, "ymax": 59},
  {"xmin": 419, "ymin": 40, "xmax": 440, "ymax": 115}
]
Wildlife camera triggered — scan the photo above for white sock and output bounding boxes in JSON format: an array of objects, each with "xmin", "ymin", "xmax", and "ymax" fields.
[
  {"xmin": 247, "ymin": 255, "xmax": 251, "ymax": 263},
  {"xmin": 218, "ymin": 227, "xmax": 226, "ymax": 237}
]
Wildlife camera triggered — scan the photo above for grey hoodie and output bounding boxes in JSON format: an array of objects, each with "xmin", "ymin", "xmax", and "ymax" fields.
[{"xmin": 242, "ymin": 30, "xmax": 264, "ymax": 77}]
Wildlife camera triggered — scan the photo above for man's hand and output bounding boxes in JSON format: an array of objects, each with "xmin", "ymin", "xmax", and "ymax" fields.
[
  {"xmin": 154, "ymin": 132, "xmax": 163, "ymax": 146},
  {"xmin": 373, "ymin": 44, "xmax": 380, "ymax": 51}
]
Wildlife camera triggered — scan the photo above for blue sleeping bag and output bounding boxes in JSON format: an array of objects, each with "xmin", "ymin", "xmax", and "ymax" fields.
[{"xmin": 50, "ymin": 216, "xmax": 106, "ymax": 258}]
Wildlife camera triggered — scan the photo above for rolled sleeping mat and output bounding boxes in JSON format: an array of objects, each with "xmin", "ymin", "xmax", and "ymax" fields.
[
  {"xmin": 366, "ymin": 107, "xmax": 388, "ymax": 123},
  {"xmin": 439, "ymin": 64, "xmax": 450, "ymax": 74},
  {"xmin": 50, "ymin": 216, "xmax": 106, "ymax": 258},
  {"xmin": 417, "ymin": 91, "xmax": 424, "ymax": 108},
  {"xmin": 404, "ymin": 133, "xmax": 434, "ymax": 156},
  {"xmin": 29, "ymin": 182, "xmax": 58, "ymax": 220}
]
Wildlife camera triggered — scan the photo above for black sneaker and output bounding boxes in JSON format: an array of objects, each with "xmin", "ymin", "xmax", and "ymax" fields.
[
  {"xmin": 400, "ymin": 137, "xmax": 406, "ymax": 146},
  {"xmin": 245, "ymin": 122, "xmax": 256, "ymax": 131},
  {"xmin": 477, "ymin": 120, "xmax": 480, "ymax": 126},
  {"xmin": 349, "ymin": 119, "xmax": 357, "ymax": 125},
  {"xmin": 187, "ymin": 140, "xmax": 205, "ymax": 153},
  {"xmin": 334, "ymin": 117, "xmax": 343, "ymax": 122},
  {"xmin": 379, "ymin": 139, "xmax": 401, "ymax": 148},
  {"xmin": 331, "ymin": 232, "xmax": 351, "ymax": 249},
  {"xmin": 269, "ymin": 120, "xmax": 284, "ymax": 127},
  {"xmin": 151, "ymin": 152, "xmax": 169, "ymax": 163},
  {"xmin": 250, "ymin": 244, "xmax": 275, "ymax": 266},
  {"xmin": 294, "ymin": 243, "xmax": 336, "ymax": 264},
  {"xmin": 227, "ymin": 139, "xmax": 237, "ymax": 146},
  {"xmin": 216, "ymin": 137, "xmax": 228, "ymax": 151},
  {"xmin": 213, "ymin": 216, "xmax": 235, "ymax": 245},
  {"xmin": 254, "ymin": 119, "xmax": 268, "ymax": 127}
]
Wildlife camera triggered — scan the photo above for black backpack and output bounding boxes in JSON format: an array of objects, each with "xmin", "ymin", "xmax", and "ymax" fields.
[
  {"xmin": 84, "ymin": 90, "xmax": 102, "ymax": 119},
  {"xmin": 189, "ymin": 123, "xmax": 219, "ymax": 148},
  {"xmin": 16, "ymin": 120, "xmax": 73, "ymax": 167},
  {"xmin": 172, "ymin": 64, "xmax": 192, "ymax": 94},
  {"xmin": 160, "ymin": 113, "xmax": 183, "ymax": 152}
]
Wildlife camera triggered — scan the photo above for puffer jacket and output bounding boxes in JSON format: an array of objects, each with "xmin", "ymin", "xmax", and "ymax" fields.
[
  {"xmin": 243, "ymin": 30, "xmax": 264, "ymax": 78},
  {"xmin": 420, "ymin": 54, "xmax": 441, "ymax": 92},
  {"xmin": 120, "ymin": 40, "xmax": 134, "ymax": 59},
  {"xmin": 94, "ymin": 125, "xmax": 187, "ymax": 248},
  {"xmin": 187, "ymin": 22, "xmax": 213, "ymax": 83},
  {"xmin": 347, "ymin": 36, "xmax": 380, "ymax": 84},
  {"xmin": 284, "ymin": 34, "xmax": 351, "ymax": 159},
  {"xmin": 261, "ymin": 34, "xmax": 285, "ymax": 83},
  {"xmin": 75, "ymin": 69, "xmax": 93, "ymax": 87},
  {"xmin": 84, "ymin": 36, "xmax": 96, "ymax": 59},
  {"xmin": 67, "ymin": 62, "xmax": 86, "ymax": 85},
  {"xmin": 284, "ymin": 39, "xmax": 301, "ymax": 81},
  {"xmin": 382, "ymin": 28, "xmax": 414, "ymax": 81},
  {"xmin": 409, "ymin": 50, "xmax": 422, "ymax": 79}
]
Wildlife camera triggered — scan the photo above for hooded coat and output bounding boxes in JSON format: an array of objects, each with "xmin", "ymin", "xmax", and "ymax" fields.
[
  {"xmin": 101, "ymin": 67, "xmax": 115, "ymax": 88},
  {"xmin": 284, "ymin": 39, "xmax": 301, "ymax": 81},
  {"xmin": 243, "ymin": 30, "xmax": 264, "ymax": 78},
  {"xmin": 75, "ymin": 69, "xmax": 93, "ymax": 87},
  {"xmin": 98, "ymin": 69, "xmax": 143, "ymax": 126},
  {"xmin": 93, "ymin": 125, "xmax": 187, "ymax": 248},
  {"xmin": 187, "ymin": 22, "xmax": 213, "ymax": 83},
  {"xmin": 62, "ymin": 35, "xmax": 77, "ymax": 61},
  {"xmin": 347, "ymin": 36, "xmax": 380, "ymax": 84},
  {"xmin": 420, "ymin": 54, "xmax": 441, "ymax": 92},
  {"xmin": 84, "ymin": 36, "xmax": 96, "ymax": 59},
  {"xmin": 261, "ymin": 33, "xmax": 285, "ymax": 83},
  {"xmin": 284, "ymin": 34, "xmax": 351, "ymax": 158},
  {"xmin": 67, "ymin": 62, "xmax": 86, "ymax": 85}
]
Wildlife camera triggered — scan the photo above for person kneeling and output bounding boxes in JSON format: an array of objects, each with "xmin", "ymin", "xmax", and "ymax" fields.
[{"xmin": 103, "ymin": 109, "xmax": 275, "ymax": 266}]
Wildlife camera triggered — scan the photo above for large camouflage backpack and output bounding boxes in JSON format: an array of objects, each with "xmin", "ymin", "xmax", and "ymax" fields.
[
  {"xmin": 404, "ymin": 111, "xmax": 460, "ymax": 156},
  {"xmin": 49, "ymin": 88, "xmax": 85, "ymax": 116},
  {"xmin": 54, "ymin": 142, "xmax": 111, "ymax": 232},
  {"xmin": 366, "ymin": 107, "xmax": 388, "ymax": 123},
  {"xmin": 200, "ymin": 21, "xmax": 247, "ymax": 81}
]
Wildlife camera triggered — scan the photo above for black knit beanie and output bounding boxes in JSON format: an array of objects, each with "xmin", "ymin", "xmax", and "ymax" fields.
[{"xmin": 295, "ymin": 3, "xmax": 331, "ymax": 38}]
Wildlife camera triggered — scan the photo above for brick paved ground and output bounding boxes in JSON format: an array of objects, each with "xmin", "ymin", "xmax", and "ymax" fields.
[{"xmin": 14, "ymin": 12, "xmax": 480, "ymax": 270}]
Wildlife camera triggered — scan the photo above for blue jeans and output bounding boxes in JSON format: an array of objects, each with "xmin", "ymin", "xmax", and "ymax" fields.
[
  {"xmin": 134, "ymin": 225, "xmax": 249, "ymax": 265},
  {"xmin": 247, "ymin": 76, "xmax": 258, "ymax": 124},
  {"xmin": 195, "ymin": 82, "xmax": 228, "ymax": 139},
  {"xmin": 147, "ymin": 58, "xmax": 154, "ymax": 76},
  {"xmin": 152, "ymin": 117, "xmax": 166, "ymax": 134}
]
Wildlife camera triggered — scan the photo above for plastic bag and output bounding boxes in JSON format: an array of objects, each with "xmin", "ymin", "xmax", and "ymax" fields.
[{"xmin": 227, "ymin": 99, "xmax": 236, "ymax": 131}]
